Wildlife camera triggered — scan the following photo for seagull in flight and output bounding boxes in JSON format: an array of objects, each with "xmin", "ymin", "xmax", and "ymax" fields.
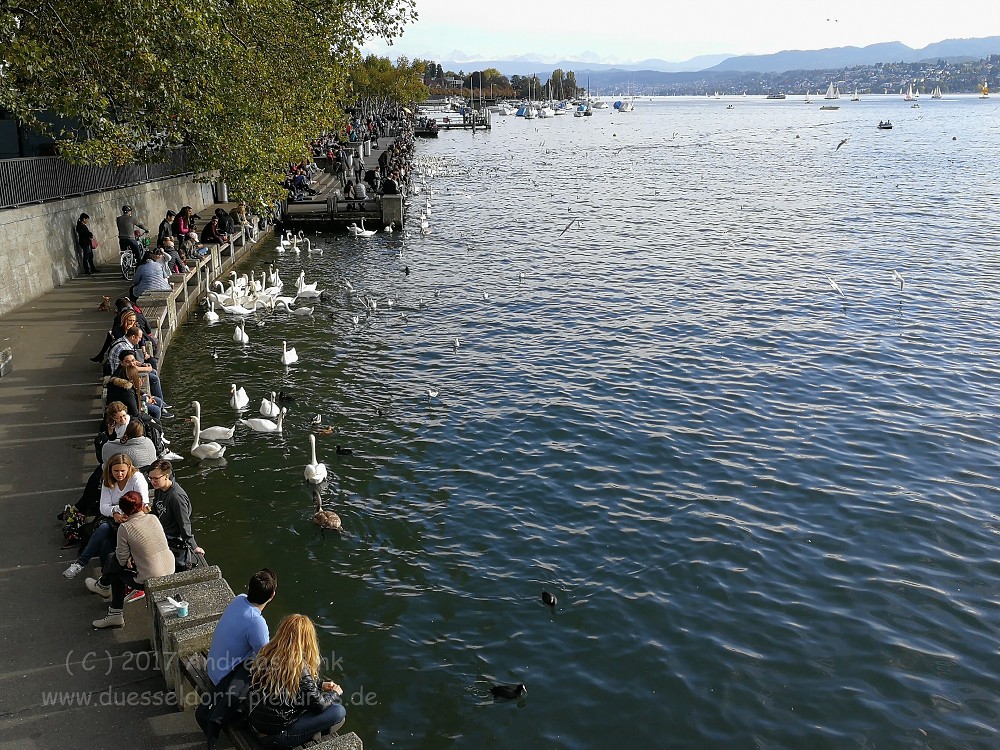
[
  {"xmin": 891, "ymin": 269, "xmax": 904, "ymax": 290},
  {"xmin": 827, "ymin": 276, "xmax": 846, "ymax": 298},
  {"xmin": 559, "ymin": 218, "xmax": 582, "ymax": 237},
  {"xmin": 836, "ymin": 138, "xmax": 849, "ymax": 151}
]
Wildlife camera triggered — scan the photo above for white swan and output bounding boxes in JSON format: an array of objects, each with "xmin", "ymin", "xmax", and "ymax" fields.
[
  {"xmin": 222, "ymin": 302, "xmax": 256, "ymax": 316},
  {"xmin": 358, "ymin": 219, "xmax": 376, "ymax": 238},
  {"xmin": 191, "ymin": 415, "xmax": 227, "ymax": 460},
  {"xmin": 297, "ymin": 271, "xmax": 318, "ymax": 295},
  {"xmin": 233, "ymin": 320, "xmax": 249, "ymax": 344},
  {"xmin": 304, "ymin": 238, "xmax": 321, "ymax": 254},
  {"xmin": 191, "ymin": 401, "xmax": 236, "ymax": 441},
  {"xmin": 241, "ymin": 407, "xmax": 285, "ymax": 433},
  {"xmin": 304, "ymin": 433, "xmax": 328, "ymax": 484},
  {"xmin": 294, "ymin": 288, "xmax": 322, "ymax": 300},
  {"xmin": 260, "ymin": 391, "xmax": 280, "ymax": 418},
  {"xmin": 205, "ymin": 299, "xmax": 220, "ymax": 323},
  {"xmin": 383, "ymin": 221, "xmax": 396, "ymax": 232},
  {"xmin": 275, "ymin": 299, "xmax": 313, "ymax": 315},
  {"xmin": 229, "ymin": 383, "xmax": 250, "ymax": 410},
  {"xmin": 347, "ymin": 223, "xmax": 363, "ymax": 236},
  {"xmin": 281, "ymin": 341, "xmax": 298, "ymax": 366}
]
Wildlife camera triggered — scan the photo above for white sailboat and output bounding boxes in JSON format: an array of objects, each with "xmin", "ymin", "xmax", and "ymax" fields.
[
  {"xmin": 931, "ymin": 85, "xmax": 942, "ymax": 99},
  {"xmin": 824, "ymin": 81, "xmax": 840, "ymax": 100},
  {"xmin": 804, "ymin": 90, "xmax": 811, "ymax": 103},
  {"xmin": 903, "ymin": 83, "xmax": 914, "ymax": 101},
  {"xmin": 850, "ymin": 88, "xmax": 860, "ymax": 101}
]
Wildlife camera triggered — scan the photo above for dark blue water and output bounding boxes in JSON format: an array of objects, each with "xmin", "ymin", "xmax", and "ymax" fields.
[{"xmin": 161, "ymin": 96, "xmax": 1000, "ymax": 749}]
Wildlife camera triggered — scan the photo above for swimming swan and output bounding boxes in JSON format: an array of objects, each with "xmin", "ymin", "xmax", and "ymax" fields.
[
  {"xmin": 281, "ymin": 341, "xmax": 298, "ymax": 366},
  {"xmin": 260, "ymin": 391, "xmax": 280, "ymax": 418},
  {"xmin": 304, "ymin": 433, "xmax": 328, "ymax": 484},
  {"xmin": 241, "ymin": 407, "xmax": 285, "ymax": 433},
  {"xmin": 190, "ymin": 400, "xmax": 236, "ymax": 441},
  {"xmin": 229, "ymin": 383, "xmax": 250, "ymax": 410},
  {"xmin": 191, "ymin": 415, "xmax": 227, "ymax": 460}
]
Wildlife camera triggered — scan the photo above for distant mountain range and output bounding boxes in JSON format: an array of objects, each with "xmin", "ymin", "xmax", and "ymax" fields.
[
  {"xmin": 439, "ymin": 36, "xmax": 1000, "ymax": 78},
  {"xmin": 437, "ymin": 54, "xmax": 732, "ymax": 76}
]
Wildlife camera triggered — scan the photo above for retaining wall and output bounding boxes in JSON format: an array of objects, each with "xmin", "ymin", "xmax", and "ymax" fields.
[{"xmin": 0, "ymin": 175, "xmax": 214, "ymax": 317}]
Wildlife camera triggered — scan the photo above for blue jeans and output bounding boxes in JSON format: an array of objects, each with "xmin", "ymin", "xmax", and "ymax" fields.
[
  {"xmin": 264, "ymin": 704, "xmax": 346, "ymax": 748},
  {"xmin": 76, "ymin": 519, "xmax": 116, "ymax": 567}
]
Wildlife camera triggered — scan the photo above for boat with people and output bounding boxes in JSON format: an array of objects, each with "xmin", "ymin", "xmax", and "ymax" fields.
[
  {"xmin": 766, "ymin": 92, "xmax": 786, "ymax": 99},
  {"xmin": 877, "ymin": 120, "xmax": 893, "ymax": 130}
]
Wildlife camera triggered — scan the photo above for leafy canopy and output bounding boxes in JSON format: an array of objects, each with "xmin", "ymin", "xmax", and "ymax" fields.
[{"xmin": 0, "ymin": 0, "xmax": 417, "ymax": 201}]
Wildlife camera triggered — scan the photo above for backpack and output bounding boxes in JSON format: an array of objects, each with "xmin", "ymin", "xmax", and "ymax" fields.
[{"xmin": 137, "ymin": 412, "xmax": 166, "ymax": 456}]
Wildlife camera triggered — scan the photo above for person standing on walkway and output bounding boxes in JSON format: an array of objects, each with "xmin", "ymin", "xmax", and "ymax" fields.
[
  {"xmin": 117, "ymin": 205, "xmax": 148, "ymax": 264},
  {"xmin": 75, "ymin": 213, "xmax": 98, "ymax": 275}
]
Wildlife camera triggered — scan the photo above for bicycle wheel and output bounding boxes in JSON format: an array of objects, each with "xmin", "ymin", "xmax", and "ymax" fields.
[{"xmin": 120, "ymin": 250, "xmax": 137, "ymax": 280}]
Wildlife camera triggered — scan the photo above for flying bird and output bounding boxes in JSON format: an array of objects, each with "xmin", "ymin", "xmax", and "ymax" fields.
[
  {"xmin": 559, "ymin": 219, "xmax": 582, "ymax": 237},
  {"xmin": 836, "ymin": 138, "xmax": 848, "ymax": 151},
  {"xmin": 827, "ymin": 277, "xmax": 846, "ymax": 298},
  {"xmin": 891, "ymin": 269, "xmax": 904, "ymax": 290}
]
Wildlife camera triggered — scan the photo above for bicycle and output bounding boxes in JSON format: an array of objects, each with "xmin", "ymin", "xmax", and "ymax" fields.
[{"xmin": 120, "ymin": 233, "xmax": 150, "ymax": 280}]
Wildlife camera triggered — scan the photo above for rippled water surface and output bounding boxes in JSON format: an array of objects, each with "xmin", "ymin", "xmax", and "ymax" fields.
[{"xmin": 161, "ymin": 97, "xmax": 1000, "ymax": 749}]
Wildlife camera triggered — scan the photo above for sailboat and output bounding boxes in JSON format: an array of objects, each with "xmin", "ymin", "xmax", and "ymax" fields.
[
  {"xmin": 850, "ymin": 88, "xmax": 860, "ymax": 101},
  {"xmin": 903, "ymin": 83, "xmax": 914, "ymax": 101},
  {"xmin": 931, "ymin": 85, "xmax": 942, "ymax": 99},
  {"xmin": 824, "ymin": 81, "xmax": 840, "ymax": 100},
  {"xmin": 804, "ymin": 90, "xmax": 811, "ymax": 103},
  {"xmin": 980, "ymin": 81, "xmax": 990, "ymax": 99}
]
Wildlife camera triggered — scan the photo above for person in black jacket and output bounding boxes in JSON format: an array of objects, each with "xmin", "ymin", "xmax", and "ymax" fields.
[
  {"xmin": 246, "ymin": 614, "xmax": 346, "ymax": 746},
  {"xmin": 75, "ymin": 213, "xmax": 98, "ymax": 274}
]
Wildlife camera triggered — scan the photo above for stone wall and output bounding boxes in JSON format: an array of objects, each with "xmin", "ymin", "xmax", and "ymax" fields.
[{"xmin": 0, "ymin": 175, "xmax": 214, "ymax": 317}]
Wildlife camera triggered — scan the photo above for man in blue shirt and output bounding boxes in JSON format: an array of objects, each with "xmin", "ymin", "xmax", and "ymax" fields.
[{"xmin": 206, "ymin": 568, "xmax": 277, "ymax": 685}]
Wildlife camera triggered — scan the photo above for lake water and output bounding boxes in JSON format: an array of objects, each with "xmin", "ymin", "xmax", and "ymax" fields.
[{"xmin": 161, "ymin": 95, "xmax": 1000, "ymax": 749}]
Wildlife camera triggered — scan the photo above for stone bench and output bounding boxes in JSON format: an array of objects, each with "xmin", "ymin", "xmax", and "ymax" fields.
[{"xmin": 181, "ymin": 653, "xmax": 364, "ymax": 750}]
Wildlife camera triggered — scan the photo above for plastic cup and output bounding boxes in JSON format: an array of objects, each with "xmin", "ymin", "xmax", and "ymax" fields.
[{"xmin": 176, "ymin": 601, "xmax": 189, "ymax": 617}]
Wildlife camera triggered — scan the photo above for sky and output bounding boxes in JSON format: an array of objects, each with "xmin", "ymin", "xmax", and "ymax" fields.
[{"xmin": 363, "ymin": 0, "xmax": 998, "ymax": 65}]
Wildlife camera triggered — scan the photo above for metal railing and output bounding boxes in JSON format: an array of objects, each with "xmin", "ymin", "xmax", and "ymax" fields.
[{"xmin": 0, "ymin": 150, "xmax": 190, "ymax": 210}]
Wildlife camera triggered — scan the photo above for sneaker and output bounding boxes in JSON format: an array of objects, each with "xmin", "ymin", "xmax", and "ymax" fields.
[
  {"xmin": 63, "ymin": 562, "xmax": 84, "ymax": 579},
  {"xmin": 93, "ymin": 609, "xmax": 125, "ymax": 629},
  {"xmin": 85, "ymin": 577, "xmax": 112, "ymax": 599},
  {"xmin": 160, "ymin": 436, "xmax": 171, "ymax": 446},
  {"xmin": 124, "ymin": 588, "xmax": 146, "ymax": 604},
  {"xmin": 160, "ymin": 410, "xmax": 174, "ymax": 420},
  {"xmin": 161, "ymin": 450, "xmax": 184, "ymax": 461}
]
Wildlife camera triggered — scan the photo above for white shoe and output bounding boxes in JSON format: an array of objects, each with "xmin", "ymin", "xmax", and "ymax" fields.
[
  {"xmin": 93, "ymin": 609, "xmax": 125, "ymax": 629},
  {"xmin": 161, "ymin": 437, "xmax": 171, "ymax": 446},
  {"xmin": 63, "ymin": 562, "xmax": 84, "ymax": 579},
  {"xmin": 85, "ymin": 577, "xmax": 111, "ymax": 599}
]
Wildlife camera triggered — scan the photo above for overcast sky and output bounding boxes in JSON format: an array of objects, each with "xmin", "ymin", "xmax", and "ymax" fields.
[{"xmin": 363, "ymin": 0, "xmax": 998, "ymax": 64}]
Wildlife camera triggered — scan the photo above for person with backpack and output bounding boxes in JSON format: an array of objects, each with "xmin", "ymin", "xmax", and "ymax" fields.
[{"xmin": 147, "ymin": 459, "xmax": 205, "ymax": 571}]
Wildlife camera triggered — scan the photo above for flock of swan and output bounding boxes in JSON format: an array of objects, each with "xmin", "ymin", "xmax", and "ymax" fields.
[{"xmin": 182, "ymin": 157, "xmax": 456, "ymax": 529}]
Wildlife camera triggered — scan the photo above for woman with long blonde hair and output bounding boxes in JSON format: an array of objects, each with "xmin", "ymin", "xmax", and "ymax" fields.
[{"xmin": 247, "ymin": 614, "xmax": 346, "ymax": 745}]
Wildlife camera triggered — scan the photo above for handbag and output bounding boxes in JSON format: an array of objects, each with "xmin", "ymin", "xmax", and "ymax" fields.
[{"xmin": 90, "ymin": 237, "xmax": 99, "ymax": 249}]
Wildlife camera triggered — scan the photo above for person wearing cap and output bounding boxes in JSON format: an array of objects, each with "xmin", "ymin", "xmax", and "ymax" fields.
[
  {"xmin": 157, "ymin": 209, "xmax": 177, "ymax": 248},
  {"xmin": 116, "ymin": 205, "xmax": 149, "ymax": 263}
]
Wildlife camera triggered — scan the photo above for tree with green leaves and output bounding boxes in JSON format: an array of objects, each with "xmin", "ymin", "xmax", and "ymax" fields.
[{"xmin": 0, "ymin": 0, "xmax": 417, "ymax": 202}]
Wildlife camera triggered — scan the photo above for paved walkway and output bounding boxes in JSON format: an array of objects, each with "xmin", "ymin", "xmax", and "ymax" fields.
[{"xmin": 0, "ymin": 236, "xmax": 207, "ymax": 748}]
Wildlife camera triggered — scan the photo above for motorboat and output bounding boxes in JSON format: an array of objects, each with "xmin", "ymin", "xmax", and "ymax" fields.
[{"xmin": 877, "ymin": 120, "xmax": 893, "ymax": 130}]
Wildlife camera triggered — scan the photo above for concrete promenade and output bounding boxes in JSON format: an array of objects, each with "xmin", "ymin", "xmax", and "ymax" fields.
[{"xmin": 0, "ymin": 203, "xmax": 243, "ymax": 747}]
